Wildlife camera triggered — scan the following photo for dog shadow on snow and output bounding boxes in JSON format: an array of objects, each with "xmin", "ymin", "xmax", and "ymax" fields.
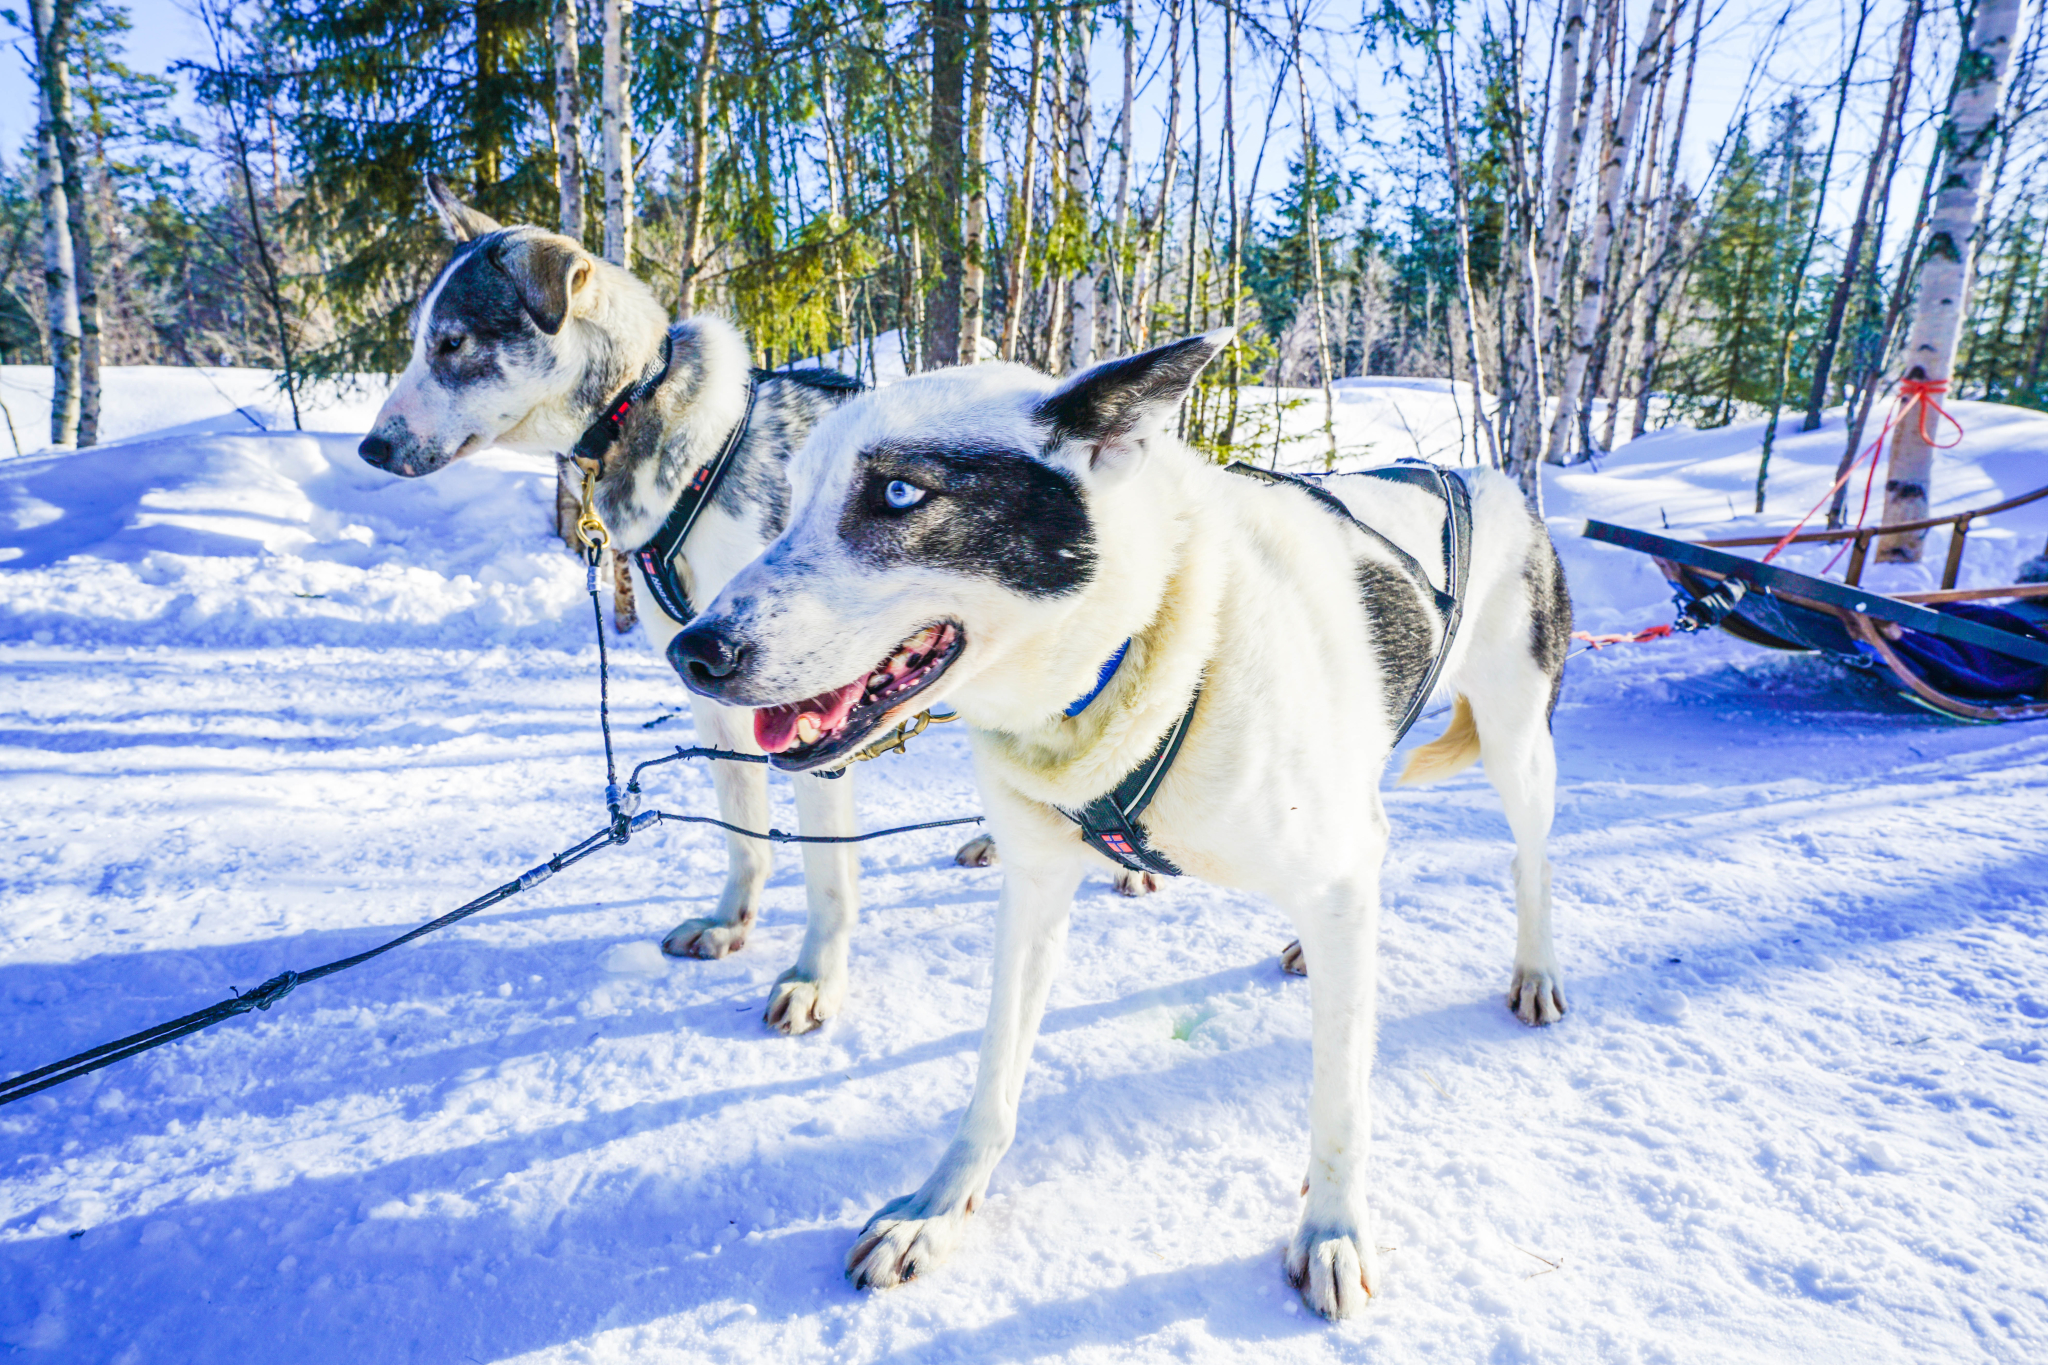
[
  {"xmin": 3, "ymin": 824, "xmax": 2039, "ymax": 1360},
  {"xmin": 0, "ymin": 935, "xmax": 1318, "ymax": 1362}
]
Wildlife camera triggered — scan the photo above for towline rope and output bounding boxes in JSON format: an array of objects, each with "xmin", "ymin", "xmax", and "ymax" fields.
[{"xmin": 0, "ymin": 541, "xmax": 983, "ymax": 1110}]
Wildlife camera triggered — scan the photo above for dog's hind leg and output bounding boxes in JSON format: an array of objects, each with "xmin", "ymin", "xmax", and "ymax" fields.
[
  {"xmin": 847, "ymin": 852, "xmax": 1084, "ymax": 1290},
  {"xmin": 764, "ymin": 770, "xmax": 861, "ymax": 1034},
  {"xmin": 661, "ymin": 697, "xmax": 774, "ymax": 961},
  {"xmin": 1463, "ymin": 665, "xmax": 1568, "ymax": 1026}
]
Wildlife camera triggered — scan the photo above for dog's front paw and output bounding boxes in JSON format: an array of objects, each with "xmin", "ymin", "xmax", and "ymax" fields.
[
  {"xmin": 846, "ymin": 1191, "xmax": 976, "ymax": 1290},
  {"xmin": 1286, "ymin": 1222, "xmax": 1377, "ymax": 1320},
  {"xmin": 1114, "ymin": 869, "xmax": 1161, "ymax": 897},
  {"xmin": 1506, "ymin": 964, "xmax": 1567, "ymax": 1026},
  {"xmin": 1280, "ymin": 939, "xmax": 1307, "ymax": 976},
  {"xmin": 953, "ymin": 833, "xmax": 999, "ymax": 868},
  {"xmin": 764, "ymin": 966, "xmax": 845, "ymax": 1035},
  {"xmin": 662, "ymin": 917, "xmax": 749, "ymax": 960}
]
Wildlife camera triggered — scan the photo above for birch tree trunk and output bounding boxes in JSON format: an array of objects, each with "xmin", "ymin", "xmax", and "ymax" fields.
[
  {"xmin": 1631, "ymin": 0, "xmax": 1702, "ymax": 439},
  {"xmin": 1221, "ymin": 0, "xmax": 1244, "ymax": 446},
  {"xmin": 1183, "ymin": 0, "xmax": 1205, "ymax": 338},
  {"xmin": 1064, "ymin": 12, "xmax": 1095, "ymax": 373},
  {"xmin": 1134, "ymin": 0, "xmax": 1182, "ymax": 348},
  {"xmin": 960, "ymin": 0, "xmax": 993, "ymax": 363},
  {"xmin": 1000, "ymin": 1, "xmax": 1044, "ymax": 362},
  {"xmin": 48, "ymin": 3, "xmax": 96, "ymax": 446},
  {"xmin": 1545, "ymin": 0, "xmax": 1668, "ymax": 463},
  {"xmin": 30, "ymin": 0, "xmax": 78, "ymax": 448},
  {"xmin": 1879, "ymin": 0, "xmax": 2031, "ymax": 560},
  {"xmin": 677, "ymin": 0, "xmax": 720, "ymax": 316},
  {"xmin": 1042, "ymin": 4, "xmax": 1067, "ymax": 368},
  {"xmin": 1111, "ymin": 2, "xmax": 1135, "ymax": 351},
  {"xmin": 1517, "ymin": 0, "xmax": 1592, "ymax": 471},
  {"xmin": 1428, "ymin": 0, "xmax": 1502, "ymax": 470},
  {"xmin": 553, "ymin": 0, "xmax": 584, "ymax": 241},
  {"xmin": 925, "ymin": 0, "xmax": 967, "ymax": 368},
  {"xmin": 1293, "ymin": 3, "xmax": 1335, "ymax": 464},
  {"xmin": 601, "ymin": 0, "xmax": 635, "ymax": 267}
]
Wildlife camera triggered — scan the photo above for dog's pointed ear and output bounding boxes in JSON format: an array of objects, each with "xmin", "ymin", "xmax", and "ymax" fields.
[
  {"xmin": 424, "ymin": 173, "xmax": 502, "ymax": 243},
  {"xmin": 1035, "ymin": 329, "xmax": 1232, "ymax": 478},
  {"xmin": 487, "ymin": 234, "xmax": 593, "ymax": 336}
]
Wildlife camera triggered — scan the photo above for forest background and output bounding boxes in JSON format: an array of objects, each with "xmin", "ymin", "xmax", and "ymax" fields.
[{"xmin": 2, "ymin": 0, "xmax": 2043, "ymax": 533}]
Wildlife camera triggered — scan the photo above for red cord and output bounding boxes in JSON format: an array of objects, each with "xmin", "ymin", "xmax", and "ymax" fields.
[{"xmin": 1760, "ymin": 378, "xmax": 1967, "ymax": 567}]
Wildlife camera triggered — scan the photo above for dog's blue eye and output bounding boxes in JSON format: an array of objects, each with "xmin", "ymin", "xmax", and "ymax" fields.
[{"xmin": 883, "ymin": 479, "xmax": 926, "ymax": 510}]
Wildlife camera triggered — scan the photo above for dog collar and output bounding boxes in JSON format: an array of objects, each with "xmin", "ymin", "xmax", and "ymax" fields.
[
  {"xmin": 1064, "ymin": 640, "xmax": 1130, "ymax": 718},
  {"xmin": 569, "ymin": 328, "xmax": 679, "ymax": 471},
  {"xmin": 629, "ymin": 377, "xmax": 758, "ymax": 625}
]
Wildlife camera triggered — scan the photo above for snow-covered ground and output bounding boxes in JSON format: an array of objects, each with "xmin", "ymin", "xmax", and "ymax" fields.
[{"xmin": 1, "ymin": 368, "xmax": 2045, "ymax": 1363}]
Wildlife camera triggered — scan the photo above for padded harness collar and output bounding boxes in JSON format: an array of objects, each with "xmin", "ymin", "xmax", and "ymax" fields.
[{"xmin": 1057, "ymin": 459, "xmax": 1473, "ymax": 880}]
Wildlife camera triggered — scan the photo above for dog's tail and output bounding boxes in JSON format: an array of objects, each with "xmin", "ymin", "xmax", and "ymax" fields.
[{"xmin": 1398, "ymin": 695, "xmax": 1481, "ymax": 785}]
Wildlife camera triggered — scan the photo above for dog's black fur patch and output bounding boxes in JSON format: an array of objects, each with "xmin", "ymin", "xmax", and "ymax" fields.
[
  {"xmin": 424, "ymin": 238, "xmax": 549, "ymax": 387},
  {"xmin": 841, "ymin": 441, "xmax": 1095, "ymax": 598},
  {"xmin": 1356, "ymin": 558, "xmax": 1438, "ymax": 726},
  {"xmin": 1525, "ymin": 534, "xmax": 1573, "ymax": 718}
]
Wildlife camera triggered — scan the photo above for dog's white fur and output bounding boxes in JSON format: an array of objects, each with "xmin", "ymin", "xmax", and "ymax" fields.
[
  {"xmin": 363, "ymin": 190, "xmax": 863, "ymax": 1034},
  {"xmin": 680, "ymin": 335, "xmax": 1568, "ymax": 1317}
]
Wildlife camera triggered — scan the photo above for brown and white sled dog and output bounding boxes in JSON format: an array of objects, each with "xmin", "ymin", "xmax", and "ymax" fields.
[
  {"xmin": 667, "ymin": 331, "xmax": 1573, "ymax": 1317},
  {"xmin": 358, "ymin": 180, "xmax": 886, "ymax": 1034}
]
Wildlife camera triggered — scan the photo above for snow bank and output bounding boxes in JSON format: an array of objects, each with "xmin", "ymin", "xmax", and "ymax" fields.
[{"xmin": 0, "ymin": 371, "xmax": 585, "ymax": 649}]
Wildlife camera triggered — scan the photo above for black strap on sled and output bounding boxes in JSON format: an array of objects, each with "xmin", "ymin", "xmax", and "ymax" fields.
[
  {"xmin": 1056, "ymin": 688, "xmax": 1201, "ymax": 878},
  {"xmin": 1225, "ymin": 459, "xmax": 1473, "ymax": 743}
]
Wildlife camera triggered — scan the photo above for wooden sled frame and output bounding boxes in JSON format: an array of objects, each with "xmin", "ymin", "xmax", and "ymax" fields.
[{"xmin": 1582, "ymin": 496, "xmax": 2048, "ymax": 722}]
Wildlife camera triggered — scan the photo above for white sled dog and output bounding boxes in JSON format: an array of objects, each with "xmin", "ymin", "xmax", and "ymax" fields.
[
  {"xmin": 668, "ymin": 331, "xmax": 1572, "ymax": 1317},
  {"xmin": 358, "ymin": 178, "xmax": 892, "ymax": 1034}
]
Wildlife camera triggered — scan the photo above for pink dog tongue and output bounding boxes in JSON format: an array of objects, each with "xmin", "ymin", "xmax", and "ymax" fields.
[{"xmin": 755, "ymin": 680, "xmax": 866, "ymax": 753}]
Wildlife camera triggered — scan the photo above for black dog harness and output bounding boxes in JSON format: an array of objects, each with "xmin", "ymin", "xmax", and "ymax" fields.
[
  {"xmin": 568, "ymin": 333, "xmax": 861, "ymax": 625},
  {"xmin": 1058, "ymin": 460, "xmax": 1473, "ymax": 879}
]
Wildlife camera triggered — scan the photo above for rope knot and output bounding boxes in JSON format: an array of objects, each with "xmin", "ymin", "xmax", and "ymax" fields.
[
  {"xmin": 1898, "ymin": 376, "xmax": 1965, "ymax": 448},
  {"xmin": 233, "ymin": 970, "xmax": 299, "ymax": 1014}
]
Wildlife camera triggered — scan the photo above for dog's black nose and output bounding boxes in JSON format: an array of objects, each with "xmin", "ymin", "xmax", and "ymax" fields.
[
  {"xmin": 669, "ymin": 620, "xmax": 748, "ymax": 694},
  {"xmin": 359, "ymin": 433, "xmax": 396, "ymax": 470}
]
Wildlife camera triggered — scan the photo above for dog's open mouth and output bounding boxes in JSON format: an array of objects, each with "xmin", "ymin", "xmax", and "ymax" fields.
[{"xmin": 753, "ymin": 622, "xmax": 964, "ymax": 771}]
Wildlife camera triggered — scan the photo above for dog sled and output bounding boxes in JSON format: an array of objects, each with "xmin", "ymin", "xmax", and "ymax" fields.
[{"xmin": 1581, "ymin": 482, "xmax": 2048, "ymax": 722}]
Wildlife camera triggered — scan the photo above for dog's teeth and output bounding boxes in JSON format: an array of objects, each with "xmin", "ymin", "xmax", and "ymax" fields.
[{"xmin": 794, "ymin": 715, "xmax": 822, "ymax": 744}]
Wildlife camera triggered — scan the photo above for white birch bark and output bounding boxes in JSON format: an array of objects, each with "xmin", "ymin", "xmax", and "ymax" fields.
[
  {"xmin": 1516, "ymin": 0, "xmax": 1595, "ymax": 471},
  {"xmin": 1000, "ymin": 2, "xmax": 1044, "ymax": 362},
  {"xmin": 553, "ymin": 0, "xmax": 583, "ymax": 240},
  {"xmin": 1111, "ymin": 3, "xmax": 1135, "ymax": 351},
  {"xmin": 1132, "ymin": 0, "xmax": 1182, "ymax": 349},
  {"xmin": 30, "ymin": 2, "xmax": 78, "ymax": 448},
  {"xmin": 1632, "ymin": 0, "xmax": 1702, "ymax": 439},
  {"xmin": 678, "ymin": 0, "xmax": 720, "ymax": 316},
  {"xmin": 961, "ymin": 0, "xmax": 993, "ymax": 362},
  {"xmin": 1879, "ymin": 0, "xmax": 2032, "ymax": 560},
  {"xmin": 1065, "ymin": 13, "xmax": 1095, "ymax": 373},
  {"xmin": 1545, "ymin": 0, "xmax": 1668, "ymax": 463},
  {"xmin": 601, "ymin": 0, "xmax": 635, "ymax": 267}
]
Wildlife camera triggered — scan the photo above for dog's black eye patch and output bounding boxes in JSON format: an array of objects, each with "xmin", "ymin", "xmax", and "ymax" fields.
[
  {"xmin": 424, "ymin": 239, "xmax": 538, "ymax": 382},
  {"xmin": 839, "ymin": 441, "xmax": 1095, "ymax": 599}
]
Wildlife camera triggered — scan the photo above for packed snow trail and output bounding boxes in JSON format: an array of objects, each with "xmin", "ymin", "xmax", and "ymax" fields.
[{"xmin": 1, "ymin": 370, "xmax": 2044, "ymax": 1362}]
